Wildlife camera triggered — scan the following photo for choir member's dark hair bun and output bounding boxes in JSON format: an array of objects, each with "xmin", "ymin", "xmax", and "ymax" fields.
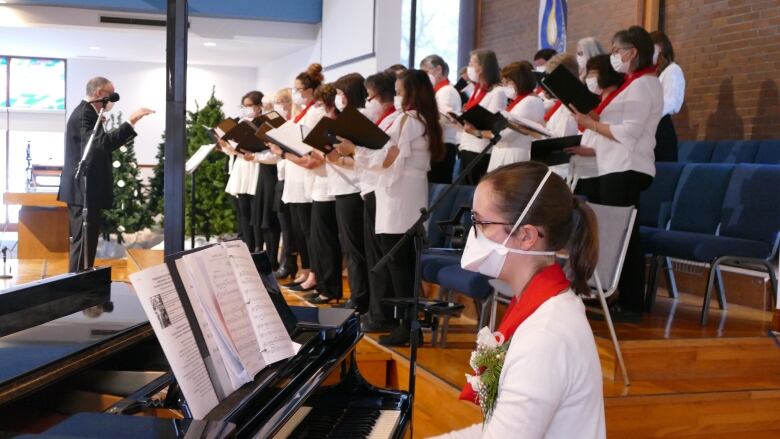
[
  {"xmin": 501, "ymin": 61, "xmax": 537, "ymax": 95},
  {"xmin": 613, "ymin": 26, "xmax": 655, "ymax": 71},
  {"xmin": 297, "ymin": 63, "xmax": 324, "ymax": 90},
  {"xmin": 241, "ymin": 90, "xmax": 264, "ymax": 106}
]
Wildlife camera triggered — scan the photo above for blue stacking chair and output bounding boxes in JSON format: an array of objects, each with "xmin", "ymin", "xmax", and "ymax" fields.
[
  {"xmin": 710, "ymin": 140, "xmax": 760, "ymax": 163},
  {"xmin": 678, "ymin": 140, "xmax": 715, "ymax": 163},
  {"xmin": 421, "ymin": 184, "xmax": 475, "ymax": 284},
  {"xmin": 644, "ymin": 164, "xmax": 736, "ymax": 311},
  {"xmin": 754, "ymin": 140, "xmax": 780, "ymax": 164}
]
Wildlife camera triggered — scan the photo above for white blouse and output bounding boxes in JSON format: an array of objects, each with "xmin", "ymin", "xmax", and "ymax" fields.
[
  {"xmin": 435, "ymin": 83, "xmax": 464, "ymax": 145},
  {"xmin": 281, "ymin": 105, "xmax": 325, "ymax": 204},
  {"xmin": 355, "ymin": 110, "xmax": 430, "ymax": 234},
  {"xmin": 581, "ymin": 75, "xmax": 662, "ymax": 177},
  {"xmin": 356, "ymin": 109, "xmax": 401, "ymax": 197},
  {"xmin": 487, "ymin": 95, "xmax": 545, "ymax": 172},
  {"xmin": 432, "ymin": 291, "xmax": 605, "ymax": 439},
  {"xmin": 224, "ymin": 153, "xmax": 259, "ymax": 196},
  {"xmin": 459, "ymin": 87, "xmax": 507, "ymax": 153},
  {"xmin": 658, "ymin": 62, "xmax": 685, "ymax": 117},
  {"xmin": 545, "ymin": 104, "xmax": 597, "ymax": 180}
]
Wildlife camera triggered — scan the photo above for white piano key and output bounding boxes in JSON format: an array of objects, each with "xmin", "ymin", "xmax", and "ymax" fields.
[
  {"xmin": 367, "ymin": 410, "xmax": 401, "ymax": 439},
  {"xmin": 271, "ymin": 405, "xmax": 311, "ymax": 439}
]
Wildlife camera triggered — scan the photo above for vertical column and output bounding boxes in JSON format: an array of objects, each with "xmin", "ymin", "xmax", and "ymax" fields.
[
  {"xmin": 458, "ymin": 0, "xmax": 479, "ymax": 72},
  {"xmin": 164, "ymin": 0, "xmax": 187, "ymax": 256}
]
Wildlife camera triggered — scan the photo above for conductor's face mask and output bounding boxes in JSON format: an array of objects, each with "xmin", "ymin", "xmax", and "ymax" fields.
[{"xmin": 461, "ymin": 169, "xmax": 555, "ymax": 279}]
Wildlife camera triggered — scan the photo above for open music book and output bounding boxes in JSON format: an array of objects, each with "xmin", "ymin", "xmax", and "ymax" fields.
[
  {"xmin": 258, "ymin": 120, "xmax": 314, "ymax": 157},
  {"xmin": 129, "ymin": 241, "xmax": 297, "ymax": 419},
  {"xmin": 540, "ymin": 65, "xmax": 601, "ymax": 114},
  {"xmin": 499, "ymin": 111, "xmax": 554, "ymax": 138}
]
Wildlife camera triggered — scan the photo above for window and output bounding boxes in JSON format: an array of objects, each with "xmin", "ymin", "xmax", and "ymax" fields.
[
  {"xmin": 401, "ymin": 0, "xmax": 461, "ymax": 82},
  {"xmin": 0, "ymin": 57, "xmax": 6, "ymax": 107},
  {"xmin": 8, "ymin": 58, "xmax": 66, "ymax": 110}
]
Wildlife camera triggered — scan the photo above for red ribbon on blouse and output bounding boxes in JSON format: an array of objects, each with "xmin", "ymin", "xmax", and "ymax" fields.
[
  {"xmin": 544, "ymin": 100, "xmax": 562, "ymax": 122},
  {"xmin": 593, "ymin": 66, "xmax": 656, "ymax": 116},
  {"xmin": 458, "ymin": 264, "xmax": 571, "ymax": 405},
  {"xmin": 463, "ymin": 85, "xmax": 488, "ymax": 111},
  {"xmin": 293, "ymin": 101, "xmax": 314, "ymax": 123},
  {"xmin": 506, "ymin": 92, "xmax": 531, "ymax": 112},
  {"xmin": 375, "ymin": 105, "xmax": 396, "ymax": 127},
  {"xmin": 433, "ymin": 79, "xmax": 451, "ymax": 93}
]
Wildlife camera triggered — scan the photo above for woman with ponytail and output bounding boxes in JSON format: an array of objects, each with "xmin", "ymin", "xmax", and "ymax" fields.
[{"xmin": 434, "ymin": 161, "xmax": 605, "ymax": 438}]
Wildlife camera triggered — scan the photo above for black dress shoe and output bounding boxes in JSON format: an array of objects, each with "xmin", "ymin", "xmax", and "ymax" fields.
[
  {"xmin": 307, "ymin": 294, "xmax": 340, "ymax": 305},
  {"xmin": 301, "ymin": 292, "xmax": 319, "ymax": 300},
  {"xmin": 360, "ymin": 317, "xmax": 396, "ymax": 333},
  {"xmin": 274, "ymin": 266, "xmax": 297, "ymax": 280},
  {"xmin": 288, "ymin": 283, "xmax": 317, "ymax": 292},
  {"xmin": 334, "ymin": 299, "xmax": 358, "ymax": 309}
]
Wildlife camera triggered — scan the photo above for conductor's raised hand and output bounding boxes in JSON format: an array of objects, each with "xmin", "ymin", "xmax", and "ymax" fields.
[{"xmin": 129, "ymin": 108, "xmax": 155, "ymax": 125}]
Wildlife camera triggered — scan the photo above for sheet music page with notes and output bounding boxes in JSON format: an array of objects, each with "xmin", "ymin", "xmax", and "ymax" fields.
[
  {"xmin": 181, "ymin": 246, "xmax": 267, "ymax": 380},
  {"xmin": 221, "ymin": 241, "xmax": 297, "ymax": 365},
  {"xmin": 129, "ymin": 264, "xmax": 220, "ymax": 419}
]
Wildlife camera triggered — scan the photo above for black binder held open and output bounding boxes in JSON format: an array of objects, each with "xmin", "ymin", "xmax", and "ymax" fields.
[
  {"xmin": 540, "ymin": 65, "xmax": 601, "ymax": 114},
  {"xmin": 531, "ymin": 135, "xmax": 582, "ymax": 166},
  {"xmin": 454, "ymin": 105, "xmax": 508, "ymax": 133},
  {"xmin": 303, "ymin": 106, "xmax": 391, "ymax": 153}
]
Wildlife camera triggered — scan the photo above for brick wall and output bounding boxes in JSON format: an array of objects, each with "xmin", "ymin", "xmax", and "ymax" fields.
[{"xmin": 477, "ymin": 0, "xmax": 780, "ymax": 140}]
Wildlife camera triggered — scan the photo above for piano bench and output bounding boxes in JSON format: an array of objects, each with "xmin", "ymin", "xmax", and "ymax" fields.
[{"xmin": 382, "ymin": 298, "xmax": 466, "ymax": 348}]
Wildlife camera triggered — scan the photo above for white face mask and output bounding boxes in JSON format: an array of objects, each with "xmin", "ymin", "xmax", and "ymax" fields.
[
  {"xmin": 365, "ymin": 98, "xmax": 383, "ymax": 121},
  {"xmin": 467, "ymin": 66, "xmax": 479, "ymax": 83},
  {"xmin": 577, "ymin": 54, "xmax": 587, "ymax": 71},
  {"xmin": 335, "ymin": 94, "xmax": 347, "ymax": 112},
  {"xmin": 273, "ymin": 103, "xmax": 286, "ymax": 117},
  {"xmin": 393, "ymin": 95, "xmax": 404, "ymax": 110},
  {"xmin": 653, "ymin": 46, "xmax": 661, "ymax": 65},
  {"xmin": 586, "ymin": 77, "xmax": 602, "ymax": 95},
  {"xmin": 610, "ymin": 52, "xmax": 630, "ymax": 74},
  {"xmin": 428, "ymin": 73, "xmax": 437, "ymax": 86},
  {"xmin": 534, "ymin": 65, "xmax": 546, "ymax": 73},
  {"xmin": 292, "ymin": 90, "xmax": 306, "ymax": 106},
  {"xmin": 503, "ymin": 85, "xmax": 517, "ymax": 100},
  {"xmin": 461, "ymin": 169, "xmax": 556, "ymax": 279},
  {"xmin": 239, "ymin": 106, "xmax": 255, "ymax": 119}
]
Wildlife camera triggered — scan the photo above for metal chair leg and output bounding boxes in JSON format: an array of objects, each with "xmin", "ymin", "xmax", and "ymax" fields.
[
  {"xmin": 700, "ymin": 261, "xmax": 722, "ymax": 325},
  {"xmin": 488, "ymin": 290, "xmax": 498, "ymax": 331},
  {"xmin": 645, "ymin": 255, "xmax": 663, "ymax": 311},
  {"xmin": 664, "ymin": 257, "xmax": 679, "ymax": 299},
  {"xmin": 715, "ymin": 266, "xmax": 727, "ymax": 310},
  {"xmin": 594, "ymin": 274, "xmax": 629, "ymax": 386},
  {"xmin": 440, "ymin": 289, "xmax": 453, "ymax": 348}
]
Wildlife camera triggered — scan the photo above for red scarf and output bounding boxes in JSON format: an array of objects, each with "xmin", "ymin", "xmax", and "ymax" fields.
[
  {"xmin": 506, "ymin": 92, "xmax": 531, "ymax": 112},
  {"xmin": 544, "ymin": 100, "xmax": 562, "ymax": 122},
  {"xmin": 593, "ymin": 66, "xmax": 656, "ymax": 116},
  {"xmin": 434, "ymin": 79, "xmax": 451, "ymax": 93},
  {"xmin": 293, "ymin": 101, "xmax": 314, "ymax": 123},
  {"xmin": 459, "ymin": 264, "xmax": 571, "ymax": 404},
  {"xmin": 375, "ymin": 105, "xmax": 396, "ymax": 127},
  {"xmin": 463, "ymin": 85, "xmax": 488, "ymax": 111}
]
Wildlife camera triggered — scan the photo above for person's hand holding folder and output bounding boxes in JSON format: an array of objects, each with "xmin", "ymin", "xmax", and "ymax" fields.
[
  {"xmin": 563, "ymin": 145, "xmax": 596, "ymax": 157},
  {"xmin": 334, "ymin": 136, "xmax": 356, "ymax": 156}
]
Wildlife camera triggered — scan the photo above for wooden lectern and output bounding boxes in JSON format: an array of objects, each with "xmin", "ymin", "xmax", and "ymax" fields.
[{"xmin": 3, "ymin": 192, "xmax": 69, "ymax": 259}]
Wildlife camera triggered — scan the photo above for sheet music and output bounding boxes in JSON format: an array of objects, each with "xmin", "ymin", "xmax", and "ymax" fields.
[
  {"xmin": 186, "ymin": 143, "xmax": 216, "ymax": 175},
  {"xmin": 129, "ymin": 264, "xmax": 220, "ymax": 419},
  {"xmin": 221, "ymin": 241, "xmax": 297, "ymax": 365},
  {"xmin": 500, "ymin": 111, "xmax": 554, "ymax": 137},
  {"xmin": 265, "ymin": 121, "xmax": 313, "ymax": 156},
  {"xmin": 182, "ymin": 247, "xmax": 267, "ymax": 379},
  {"xmin": 175, "ymin": 258, "xmax": 240, "ymax": 397}
]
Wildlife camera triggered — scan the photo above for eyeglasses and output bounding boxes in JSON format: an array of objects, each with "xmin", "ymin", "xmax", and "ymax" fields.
[{"xmin": 469, "ymin": 210, "xmax": 545, "ymax": 238}]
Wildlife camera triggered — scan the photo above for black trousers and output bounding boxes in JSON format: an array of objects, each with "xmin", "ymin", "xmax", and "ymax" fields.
[
  {"xmin": 68, "ymin": 204, "xmax": 101, "ymax": 273},
  {"xmin": 288, "ymin": 202, "xmax": 312, "ymax": 270},
  {"xmin": 598, "ymin": 170, "xmax": 654, "ymax": 313},
  {"xmin": 378, "ymin": 232, "xmax": 416, "ymax": 321},
  {"xmin": 428, "ymin": 143, "xmax": 458, "ymax": 184},
  {"xmin": 335, "ymin": 193, "xmax": 369, "ymax": 311},
  {"xmin": 236, "ymin": 194, "xmax": 255, "ymax": 252},
  {"xmin": 310, "ymin": 200, "xmax": 342, "ymax": 299},
  {"xmin": 275, "ymin": 181, "xmax": 298, "ymax": 272},
  {"xmin": 574, "ymin": 177, "xmax": 602, "ymax": 203},
  {"xmin": 364, "ymin": 192, "xmax": 395, "ymax": 323},
  {"xmin": 458, "ymin": 150, "xmax": 491, "ymax": 185},
  {"xmin": 654, "ymin": 114, "xmax": 678, "ymax": 162}
]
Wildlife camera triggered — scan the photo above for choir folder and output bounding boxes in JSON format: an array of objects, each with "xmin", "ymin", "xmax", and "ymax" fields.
[
  {"xmin": 303, "ymin": 106, "xmax": 391, "ymax": 153},
  {"xmin": 530, "ymin": 134, "xmax": 582, "ymax": 166},
  {"xmin": 540, "ymin": 65, "xmax": 601, "ymax": 114}
]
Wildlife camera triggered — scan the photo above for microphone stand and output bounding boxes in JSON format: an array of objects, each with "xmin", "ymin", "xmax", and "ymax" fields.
[
  {"xmin": 74, "ymin": 103, "xmax": 107, "ymax": 272},
  {"xmin": 372, "ymin": 119, "xmax": 506, "ymax": 437}
]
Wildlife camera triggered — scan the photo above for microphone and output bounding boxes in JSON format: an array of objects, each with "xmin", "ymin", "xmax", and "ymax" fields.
[{"xmin": 91, "ymin": 92, "xmax": 120, "ymax": 104}]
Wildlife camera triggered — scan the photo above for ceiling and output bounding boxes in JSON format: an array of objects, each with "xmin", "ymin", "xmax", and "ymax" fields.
[
  {"xmin": 0, "ymin": 4, "xmax": 320, "ymax": 66},
  {"xmin": 0, "ymin": 0, "xmax": 322, "ymax": 22}
]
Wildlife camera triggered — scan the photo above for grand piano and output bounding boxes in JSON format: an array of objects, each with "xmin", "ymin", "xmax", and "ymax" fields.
[{"xmin": 0, "ymin": 254, "xmax": 410, "ymax": 438}]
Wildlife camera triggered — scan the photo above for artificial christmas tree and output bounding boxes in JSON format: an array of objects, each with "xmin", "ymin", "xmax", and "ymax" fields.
[
  {"xmin": 147, "ymin": 136, "xmax": 165, "ymax": 222},
  {"xmin": 100, "ymin": 112, "xmax": 154, "ymax": 244}
]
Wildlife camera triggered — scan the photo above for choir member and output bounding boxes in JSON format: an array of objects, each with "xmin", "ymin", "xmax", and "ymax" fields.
[
  {"xmin": 221, "ymin": 91, "xmax": 262, "ymax": 251},
  {"xmin": 533, "ymin": 48, "xmax": 558, "ymax": 111},
  {"xmin": 270, "ymin": 88, "xmax": 299, "ymax": 280},
  {"xmin": 651, "ymin": 30, "xmax": 685, "ymax": 162},
  {"xmin": 338, "ymin": 70, "xmax": 444, "ymax": 346},
  {"xmin": 433, "ymin": 162, "xmax": 604, "ymax": 439},
  {"xmin": 480, "ymin": 61, "xmax": 545, "ymax": 172},
  {"xmin": 543, "ymin": 54, "xmax": 580, "ymax": 138},
  {"xmin": 274, "ymin": 63, "xmax": 325, "ymax": 292},
  {"xmin": 570, "ymin": 26, "xmax": 663, "ymax": 320},
  {"xmin": 576, "ymin": 37, "xmax": 606, "ymax": 81},
  {"xmin": 351, "ymin": 72, "xmax": 401, "ymax": 333},
  {"xmin": 459, "ymin": 49, "xmax": 506, "ymax": 185},
  {"xmin": 325, "ymin": 73, "xmax": 370, "ymax": 311},
  {"xmin": 385, "ymin": 63, "xmax": 408, "ymax": 78},
  {"xmin": 420, "ymin": 54, "xmax": 461, "ymax": 183}
]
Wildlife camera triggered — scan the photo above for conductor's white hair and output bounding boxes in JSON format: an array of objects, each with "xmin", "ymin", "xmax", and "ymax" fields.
[{"xmin": 86, "ymin": 77, "xmax": 111, "ymax": 97}]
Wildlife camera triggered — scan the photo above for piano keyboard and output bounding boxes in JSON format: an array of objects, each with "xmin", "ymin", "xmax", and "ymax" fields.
[{"xmin": 273, "ymin": 405, "xmax": 400, "ymax": 439}]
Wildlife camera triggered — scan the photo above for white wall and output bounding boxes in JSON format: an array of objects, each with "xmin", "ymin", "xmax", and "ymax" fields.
[{"xmin": 67, "ymin": 59, "xmax": 258, "ymax": 164}]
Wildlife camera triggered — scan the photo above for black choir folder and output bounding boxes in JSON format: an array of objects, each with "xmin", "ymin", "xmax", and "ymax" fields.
[
  {"xmin": 304, "ymin": 106, "xmax": 391, "ymax": 153},
  {"xmin": 450, "ymin": 105, "xmax": 508, "ymax": 132},
  {"xmin": 212, "ymin": 111, "xmax": 287, "ymax": 154},
  {"xmin": 531, "ymin": 134, "xmax": 582, "ymax": 166},
  {"xmin": 540, "ymin": 65, "xmax": 601, "ymax": 114},
  {"xmin": 128, "ymin": 240, "xmax": 298, "ymax": 420}
]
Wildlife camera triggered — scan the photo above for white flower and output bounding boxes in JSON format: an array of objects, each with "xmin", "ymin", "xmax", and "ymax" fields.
[
  {"xmin": 117, "ymin": 225, "xmax": 126, "ymax": 232},
  {"xmin": 117, "ymin": 180, "xmax": 125, "ymax": 188},
  {"xmin": 466, "ymin": 374, "xmax": 483, "ymax": 392},
  {"xmin": 119, "ymin": 146, "xmax": 127, "ymax": 153},
  {"xmin": 469, "ymin": 351, "xmax": 479, "ymax": 371},
  {"xmin": 476, "ymin": 326, "xmax": 505, "ymax": 349},
  {"xmin": 112, "ymin": 160, "xmax": 120, "ymax": 168}
]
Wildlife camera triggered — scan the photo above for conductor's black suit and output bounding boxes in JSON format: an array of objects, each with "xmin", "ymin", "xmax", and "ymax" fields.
[{"xmin": 57, "ymin": 100, "xmax": 136, "ymax": 272}]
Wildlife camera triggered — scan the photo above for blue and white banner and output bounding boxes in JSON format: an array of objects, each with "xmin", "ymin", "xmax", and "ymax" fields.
[{"xmin": 538, "ymin": 0, "xmax": 568, "ymax": 53}]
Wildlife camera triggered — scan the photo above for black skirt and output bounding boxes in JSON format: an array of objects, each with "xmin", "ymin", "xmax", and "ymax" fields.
[
  {"xmin": 654, "ymin": 114, "xmax": 678, "ymax": 162},
  {"xmin": 251, "ymin": 163, "xmax": 279, "ymax": 229}
]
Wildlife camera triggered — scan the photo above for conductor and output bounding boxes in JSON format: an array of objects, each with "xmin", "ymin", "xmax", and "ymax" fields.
[{"xmin": 58, "ymin": 77, "xmax": 154, "ymax": 272}]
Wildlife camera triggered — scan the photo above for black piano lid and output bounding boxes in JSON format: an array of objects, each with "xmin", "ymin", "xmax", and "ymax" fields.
[{"xmin": 0, "ymin": 282, "xmax": 149, "ymax": 402}]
